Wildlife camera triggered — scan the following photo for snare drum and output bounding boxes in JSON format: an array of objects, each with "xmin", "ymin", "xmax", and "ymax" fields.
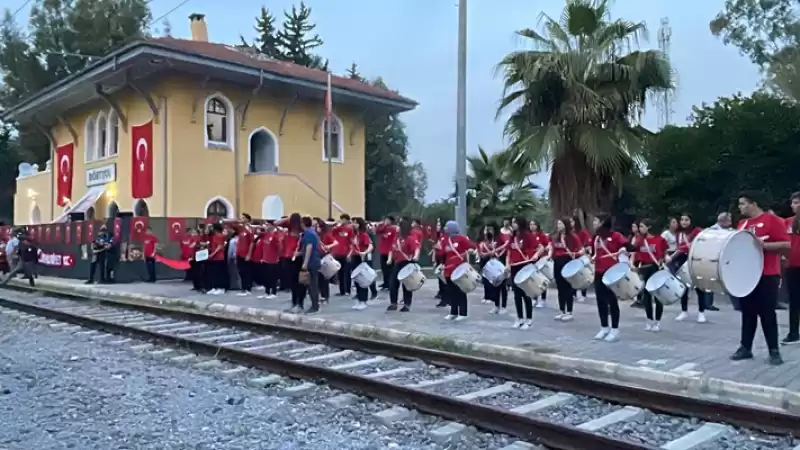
[
  {"xmin": 452, "ymin": 262, "xmax": 481, "ymax": 293},
  {"xmin": 513, "ymin": 264, "xmax": 549, "ymax": 298},
  {"xmin": 676, "ymin": 261, "xmax": 692, "ymax": 288},
  {"xmin": 688, "ymin": 229, "xmax": 763, "ymax": 297},
  {"xmin": 602, "ymin": 262, "xmax": 644, "ymax": 300},
  {"xmin": 434, "ymin": 264, "xmax": 446, "ymax": 282},
  {"xmin": 481, "ymin": 258, "xmax": 506, "ymax": 286},
  {"xmin": 352, "ymin": 262, "xmax": 377, "ymax": 288},
  {"xmin": 397, "ymin": 263, "xmax": 426, "ymax": 292},
  {"xmin": 535, "ymin": 257, "xmax": 555, "ymax": 282},
  {"xmin": 320, "ymin": 254, "xmax": 341, "ymax": 280},
  {"xmin": 561, "ymin": 257, "xmax": 594, "ymax": 290},
  {"xmin": 645, "ymin": 269, "xmax": 686, "ymax": 306}
]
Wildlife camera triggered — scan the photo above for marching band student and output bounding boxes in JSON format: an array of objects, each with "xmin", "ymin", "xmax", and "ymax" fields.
[
  {"xmin": 783, "ymin": 192, "xmax": 800, "ymax": 345},
  {"xmin": 496, "ymin": 218, "xmax": 513, "ymax": 311},
  {"xmin": 260, "ymin": 222, "xmax": 281, "ymax": 299},
  {"xmin": 411, "ymin": 218, "xmax": 425, "ymax": 242},
  {"xmin": 250, "ymin": 224, "xmax": 265, "ymax": 293},
  {"xmin": 181, "ymin": 228, "xmax": 198, "ymax": 287},
  {"xmin": 508, "ymin": 216, "xmax": 540, "ymax": 329},
  {"xmin": 236, "ymin": 213, "xmax": 255, "ymax": 296},
  {"xmin": 628, "ymin": 221, "xmax": 645, "ymax": 308},
  {"xmin": 350, "ymin": 218, "xmax": 374, "ymax": 310},
  {"xmin": 669, "ymin": 213, "xmax": 707, "ymax": 323},
  {"xmin": 331, "ymin": 214, "xmax": 354, "ymax": 297},
  {"xmin": 661, "ymin": 217, "xmax": 679, "ymax": 256},
  {"xmin": 442, "ymin": 221, "xmax": 475, "ymax": 321},
  {"xmin": 278, "ymin": 217, "xmax": 293, "ymax": 292},
  {"xmin": 529, "ymin": 220, "xmax": 550, "ymax": 308},
  {"xmin": 549, "ymin": 218, "xmax": 584, "ymax": 321},
  {"xmin": 478, "ymin": 223, "xmax": 500, "ymax": 308},
  {"xmin": 315, "ymin": 219, "xmax": 336, "ymax": 303},
  {"xmin": 592, "ymin": 215, "xmax": 629, "ymax": 341},
  {"xmin": 570, "ymin": 216, "xmax": 592, "ymax": 302},
  {"xmin": 387, "ymin": 219, "xmax": 421, "ymax": 312},
  {"xmin": 734, "ymin": 192, "xmax": 788, "ymax": 365},
  {"xmin": 375, "ymin": 216, "xmax": 397, "ymax": 290},
  {"xmin": 433, "ymin": 221, "xmax": 448, "ymax": 307},
  {"xmin": 207, "ymin": 223, "xmax": 227, "ymax": 295},
  {"xmin": 630, "ymin": 219, "xmax": 669, "ymax": 331}
]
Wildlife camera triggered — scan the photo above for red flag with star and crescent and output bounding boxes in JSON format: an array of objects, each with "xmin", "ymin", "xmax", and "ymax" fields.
[
  {"xmin": 85, "ymin": 221, "xmax": 95, "ymax": 244},
  {"xmin": 167, "ymin": 217, "xmax": 184, "ymax": 242},
  {"xmin": 56, "ymin": 143, "xmax": 74, "ymax": 206},
  {"xmin": 113, "ymin": 218, "xmax": 122, "ymax": 242},
  {"xmin": 131, "ymin": 120, "xmax": 154, "ymax": 199},
  {"xmin": 130, "ymin": 217, "xmax": 148, "ymax": 242}
]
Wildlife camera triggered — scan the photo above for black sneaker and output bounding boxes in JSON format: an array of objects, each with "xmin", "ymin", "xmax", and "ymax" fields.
[
  {"xmin": 768, "ymin": 349, "xmax": 784, "ymax": 365},
  {"xmin": 305, "ymin": 307, "xmax": 319, "ymax": 315},
  {"xmin": 730, "ymin": 347, "xmax": 754, "ymax": 361},
  {"xmin": 781, "ymin": 335, "xmax": 800, "ymax": 345},
  {"xmin": 435, "ymin": 301, "xmax": 448, "ymax": 308},
  {"xmin": 386, "ymin": 304, "xmax": 398, "ymax": 312},
  {"xmin": 630, "ymin": 300, "xmax": 644, "ymax": 309},
  {"xmin": 399, "ymin": 305, "xmax": 410, "ymax": 312},
  {"xmin": 84, "ymin": 280, "xmax": 94, "ymax": 284},
  {"xmin": 370, "ymin": 292, "xmax": 378, "ymax": 300},
  {"xmin": 776, "ymin": 303, "xmax": 788, "ymax": 310},
  {"xmin": 434, "ymin": 293, "xmax": 442, "ymax": 299},
  {"xmin": 706, "ymin": 305, "xmax": 720, "ymax": 311}
]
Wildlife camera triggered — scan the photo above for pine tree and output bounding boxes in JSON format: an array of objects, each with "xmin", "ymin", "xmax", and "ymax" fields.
[
  {"xmin": 346, "ymin": 62, "xmax": 363, "ymax": 81},
  {"xmin": 251, "ymin": 7, "xmax": 281, "ymax": 59},
  {"xmin": 277, "ymin": 2, "xmax": 324, "ymax": 68}
]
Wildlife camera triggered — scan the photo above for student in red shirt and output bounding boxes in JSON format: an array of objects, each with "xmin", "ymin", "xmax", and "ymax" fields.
[
  {"xmin": 734, "ymin": 192, "xmax": 789, "ymax": 365},
  {"xmin": 235, "ymin": 213, "xmax": 255, "ymax": 296},
  {"xmin": 330, "ymin": 214, "xmax": 354, "ymax": 297},
  {"xmin": 206, "ymin": 223, "xmax": 227, "ymax": 295},
  {"xmin": 627, "ymin": 221, "xmax": 645, "ymax": 309},
  {"xmin": 784, "ymin": 192, "xmax": 800, "ymax": 345},
  {"xmin": 668, "ymin": 213, "xmax": 708, "ymax": 322},
  {"xmin": 570, "ymin": 215, "xmax": 593, "ymax": 302},
  {"xmin": 507, "ymin": 216, "xmax": 541, "ymax": 329},
  {"xmin": 495, "ymin": 218, "xmax": 513, "ymax": 310},
  {"xmin": 478, "ymin": 223, "xmax": 501, "ymax": 310},
  {"xmin": 441, "ymin": 220, "xmax": 475, "ymax": 320},
  {"xmin": 548, "ymin": 218, "xmax": 584, "ymax": 321},
  {"xmin": 142, "ymin": 226, "xmax": 159, "ymax": 283},
  {"xmin": 591, "ymin": 215, "xmax": 629, "ymax": 342},
  {"xmin": 375, "ymin": 216, "xmax": 397, "ymax": 290},
  {"xmin": 432, "ymin": 221, "xmax": 448, "ymax": 307},
  {"xmin": 250, "ymin": 224, "xmax": 266, "ymax": 297},
  {"xmin": 180, "ymin": 228, "xmax": 195, "ymax": 283},
  {"xmin": 386, "ymin": 219, "xmax": 421, "ymax": 312},
  {"xmin": 630, "ymin": 219, "xmax": 669, "ymax": 331},
  {"xmin": 315, "ymin": 219, "xmax": 337, "ymax": 302},
  {"xmin": 348, "ymin": 218, "xmax": 374, "ymax": 309},
  {"xmin": 259, "ymin": 222, "xmax": 281, "ymax": 298},
  {"xmin": 529, "ymin": 220, "xmax": 550, "ymax": 308}
]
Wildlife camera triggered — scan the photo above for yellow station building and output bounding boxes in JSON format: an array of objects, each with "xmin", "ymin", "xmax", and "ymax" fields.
[{"xmin": 6, "ymin": 13, "xmax": 417, "ymax": 225}]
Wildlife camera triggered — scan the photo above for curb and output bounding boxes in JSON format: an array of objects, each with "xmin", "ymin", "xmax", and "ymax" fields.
[{"xmin": 8, "ymin": 278, "xmax": 798, "ymax": 414}]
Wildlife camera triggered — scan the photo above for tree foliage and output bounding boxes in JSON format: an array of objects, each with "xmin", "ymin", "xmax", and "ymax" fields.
[
  {"xmin": 0, "ymin": 124, "xmax": 20, "ymax": 222},
  {"xmin": 497, "ymin": 0, "xmax": 672, "ymax": 219}
]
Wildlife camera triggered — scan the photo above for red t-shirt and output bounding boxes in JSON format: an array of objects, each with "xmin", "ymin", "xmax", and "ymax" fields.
[
  {"xmin": 180, "ymin": 236, "xmax": 195, "ymax": 260},
  {"xmin": 784, "ymin": 217, "xmax": 800, "ymax": 268},
  {"xmin": 677, "ymin": 227, "xmax": 701, "ymax": 254},
  {"xmin": 251, "ymin": 233, "xmax": 265, "ymax": 261},
  {"xmin": 281, "ymin": 231, "xmax": 300, "ymax": 259},
  {"xmin": 143, "ymin": 233, "xmax": 158, "ymax": 258},
  {"xmin": 496, "ymin": 231, "xmax": 512, "ymax": 257},
  {"xmin": 392, "ymin": 235, "xmax": 420, "ymax": 263},
  {"xmin": 635, "ymin": 235, "xmax": 669, "ymax": 265},
  {"xmin": 209, "ymin": 233, "xmax": 226, "ymax": 261},
  {"xmin": 319, "ymin": 232, "xmax": 336, "ymax": 254},
  {"xmin": 236, "ymin": 226, "xmax": 254, "ymax": 258},
  {"xmin": 411, "ymin": 226, "xmax": 424, "ymax": 242},
  {"xmin": 478, "ymin": 239, "xmax": 498, "ymax": 258},
  {"xmin": 352, "ymin": 231, "xmax": 371, "ymax": 255},
  {"xmin": 593, "ymin": 232, "xmax": 628, "ymax": 273},
  {"xmin": 434, "ymin": 235, "xmax": 447, "ymax": 259},
  {"xmin": 262, "ymin": 231, "xmax": 281, "ymax": 264},
  {"xmin": 533, "ymin": 231, "xmax": 550, "ymax": 250},
  {"xmin": 443, "ymin": 234, "xmax": 476, "ymax": 277},
  {"xmin": 737, "ymin": 214, "xmax": 789, "ymax": 276},
  {"xmin": 330, "ymin": 225, "xmax": 353, "ymax": 257},
  {"xmin": 551, "ymin": 233, "xmax": 582, "ymax": 258},
  {"xmin": 376, "ymin": 224, "xmax": 397, "ymax": 255},
  {"xmin": 507, "ymin": 232, "xmax": 538, "ymax": 265},
  {"xmin": 577, "ymin": 229, "xmax": 592, "ymax": 248}
]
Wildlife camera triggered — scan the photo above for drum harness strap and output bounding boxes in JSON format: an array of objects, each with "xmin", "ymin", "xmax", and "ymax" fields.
[
  {"xmin": 595, "ymin": 236, "xmax": 624, "ymax": 263},
  {"xmin": 640, "ymin": 237, "xmax": 665, "ymax": 270}
]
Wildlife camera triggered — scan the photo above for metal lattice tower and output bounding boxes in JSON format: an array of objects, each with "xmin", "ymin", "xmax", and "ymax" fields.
[{"xmin": 657, "ymin": 17, "xmax": 673, "ymax": 128}]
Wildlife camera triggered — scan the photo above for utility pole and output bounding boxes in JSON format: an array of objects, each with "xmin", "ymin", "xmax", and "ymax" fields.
[{"xmin": 455, "ymin": 0, "xmax": 468, "ymax": 231}]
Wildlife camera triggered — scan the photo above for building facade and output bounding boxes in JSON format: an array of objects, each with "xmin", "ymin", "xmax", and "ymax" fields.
[{"xmin": 7, "ymin": 14, "xmax": 417, "ymax": 225}]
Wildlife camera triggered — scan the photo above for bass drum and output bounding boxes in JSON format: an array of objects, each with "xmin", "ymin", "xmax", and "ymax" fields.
[{"xmin": 688, "ymin": 229, "xmax": 763, "ymax": 297}]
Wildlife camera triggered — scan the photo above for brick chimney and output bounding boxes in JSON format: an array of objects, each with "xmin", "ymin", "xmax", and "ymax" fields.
[{"xmin": 189, "ymin": 13, "xmax": 208, "ymax": 42}]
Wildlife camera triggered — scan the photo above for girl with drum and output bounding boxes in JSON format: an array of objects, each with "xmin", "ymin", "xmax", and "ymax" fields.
[
  {"xmin": 629, "ymin": 219, "xmax": 669, "ymax": 331},
  {"xmin": 628, "ymin": 221, "xmax": 645, "ymax": 308},
  {"xmin": 592, "ymin": 215, "xmax": 629, "ymax": 341},
  {"xmin": 494, "ymin": 219, "xmax": 512, "ymax": 313},
  {"xmin": 314, "ymin": 219, "xmax": 336, "ymax": 303},
  {"xmin": 433, "ymin": 222, "xmax": 449, "ymax": 308},
  {"xmin": 549, "ymin": 218, "xmax": 584, "ymax": 321},
  {"xmin": 387, "ymin": 219, "xmax": 421, "ymax": 312},
  {"xmin": 441, "ymin": 221, "xmax": 476, "ymax": 321},
  {"xmin": 570, "ymin": 216, "xmax": 593, "ymax": 302},
  {"xmin": 661, "ymin": 217, "xmax": 679, "ymax": 256},
  {"xmin": 349, "ymin": 218, "xmax": 374, "ymax": 310},
  {"xmin": 508, "ymin": 216, "xmax": 541, "ymax": 329},
  {"xmin": 667, "ymin": 213, "xmax": 707, "ymax": 323},
  {"xmin": 529, "ymin": 220, "xmax": 551, "ymax": 308},
  {"xmin": 478, "ymin": 223, "xmax": 502, "ymax": 311}
]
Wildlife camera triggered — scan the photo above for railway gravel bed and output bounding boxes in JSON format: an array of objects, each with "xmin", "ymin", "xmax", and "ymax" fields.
[
  {"xmin": 600, "ymin": 411, "xmax": 702, "ymax": 447},
  {"xmin": 693, "ymin": 429, "xmax": 800, "ymax": 450},
  {"xmin": 472, "ymin": 385, "xmax": 552, "ymax": 409},
  {"xmin": 535, "ymin": 396, "xmax": 619, "ymax": 426}
]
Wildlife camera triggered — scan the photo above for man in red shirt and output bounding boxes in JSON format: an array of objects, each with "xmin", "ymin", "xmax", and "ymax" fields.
[
  {"xmin": 330, "ymin": 214, "xmax": 353, "ymax": 296},
  {"xmin": 142, "ymin": 226, "xmax": 159, "ymax": 283},
  {"xmin": 235, "ymin": 213, "xmax": 255, "ymax": 296},
  {"xmin": 375, "ymin": 215, "xmax": 397, "ymax": 290},
  {"xmin": 734, "ymin": 192, "xmax": 789, "ymax": 365},
  {"xmin": 782, "ymin": 192, "xmax": 800, "ymax": 345}
]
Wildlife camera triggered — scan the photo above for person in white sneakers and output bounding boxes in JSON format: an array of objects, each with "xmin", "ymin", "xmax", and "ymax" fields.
[
  {"xmin": 548, "ymin": 218, "xmax": 585, "ymax": 322},
  {"xmin": 629, "ymin": 219, "xmax": 669, "ymax": 332},
  {"xmin": 507, "ymin": 216, "xmax": 542, "ymax": 329},
  {"xmin": 591, "ymin": 215, "xmax": 629, "ymax": 342},
  {"xmin": 529, "ymin": 220, "xmax": 551, "ymax": 308},
  {"xmin": 667, "ymin": 213, "xmax": 708, "ymax": 323}
]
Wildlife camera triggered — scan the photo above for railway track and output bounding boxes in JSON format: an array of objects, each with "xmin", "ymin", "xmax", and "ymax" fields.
[{"xmin": 0, "ymin": 288, "xmax": 798, "ymax": 450}]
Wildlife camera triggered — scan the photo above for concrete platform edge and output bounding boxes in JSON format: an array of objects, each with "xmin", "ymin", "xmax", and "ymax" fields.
[{"xmin": 10, "ymin": 278, "xmax": 798, "ymax": 414}]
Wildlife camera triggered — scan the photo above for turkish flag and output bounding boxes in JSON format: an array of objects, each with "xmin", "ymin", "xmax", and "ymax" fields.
[
  {"xmin": 131, "ymin": 120, "xmax": 154, "ymax": 199},
  {"xmin": 130, "ymin": 217, "xmax": 148, "ymax": 242},
  {"xmin": 54, "ymin": 225, "xmax": 62, "ymax": 244},
  {"xmin": 29, "ymin": 226, "xmax": 38, "ymax": 241},
  {"xmin": 167, "ymin": 217, "xmax": 184, "ymax": 241},
  {"xmin": 113, "ymin": 218, "xmax": 122, "ymax": 242},
  {"xmin": 56, "ymin": 143, "xmax": 74, "ymax": 206},
  {"xmin": 74, "ymin": 222, "xmax": 82, "ymax": 244},
  {"xmin": 86, "ymin": 222, "xmax": 95, "ymax": 244}
]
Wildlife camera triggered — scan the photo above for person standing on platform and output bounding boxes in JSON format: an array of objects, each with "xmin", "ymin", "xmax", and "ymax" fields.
[
  {"xmin": 1, "ymin": 234, "xmax": 37, "ymax": 287},
  {"xmin": 181, "ymin": 228, "xmax": 196, "ymax": 283},
  {"xmin": 591, "ymin": 215, "xmax": 629, "ymax": 342},
  {"xmin": 630, "ymin": 219, "xmax": 669, "ymax": 331},
  {"xmin": 142, "ymin": 226, "xmax": 159, "ymax": 283},
  {"xmin": 704, "ymin": 212, "xmax": 732, "ymax": 311},
  {"xmin": 298, "ymin": 216, "xmax": 322, "ymax": 314},
  {"xmin": 732, "ymin": 192, "xmax": 788, "ymax": 365},
  {"xmin": 570, "ymin": 216, "xmax": 592, "ymax": 303},
  {"xmin": 387, "ymin": 219, "xmax": 421, "ymax": 312},
  {"xmin": 349, "ymin": 218, "xmax": 374, "ymax": 310},
  {"xmin": 330, "ymin": 214, "xmax": 353, "ymax": 297},
  {"xmin": 235, "ymin": 213, "xmax": 255, "ymax": 297},
  {"xmin": 87, "ymin": 226, "xmax": 111, "ymax": 284},
  {"xmin": 507, "ymin": 217, "xmax": 540, "ymax": 329},
  {"xmin": 529, "ymin": 220, "xmax": 550, "ymax": 308},
  {"xmin": 207, "ymin": 223, "xmax": 227, "ymax": 295},
  {"xmin": 259, "ymin": 222, "xmax": 281, "ymax": 299},
  {"xmin": 670, "ymin": 214, "xmax": 708, "ymax": 323},
  {"xmin": 549, "ymin": 218, "xmax": 584, "ymax": 321},
  {"xmin": 376, "ymin": 216, "xmax": 397, "ymax": 291},
  {"xmin": 441, "ymin": 221, "xmax": 475, "ymax": 321},
  {"xmin": 783, "ymin": 192, "xmax": 800, "ymax": 346}
]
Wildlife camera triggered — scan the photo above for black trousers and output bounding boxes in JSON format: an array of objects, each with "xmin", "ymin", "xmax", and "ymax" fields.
[
  {"xmin": 594, "ymin": 271, "xmax": 620, "ymax": 328},
  {"xmin": 144, "ymin": 257, "xmax": 156, "ymax": 283},
  {"xmin": 209, "ymin": 260, "xmax": 227, "ymax": 290},
  {"xmin": 264, "ymin": 262, "xmax": 279, "ymax": 295},
  {"xmin": 786, "ymin": 267, "xmax": 800, "ymax": 338},
  {"xmin": 510, "ymin": 264, "xmax": 533, "ymax": 319},
  {"xmin": 189, "ymin": 259, "xmax": 204, "ymax": 291},
  {"xmin": 295, "ymin": 266, "xmax": 320, "ymax": 309},
  {"xmin": 279, "ymin": 258, "xmax": 292, "ymax": 291},
  {"xmin": 389, "ymin": 260, "xmax": 413, "ymax": 306},
  {"xmin": 318, "ymin": 267, "xmax": 330, "ymax": 299},
  {"xmin": 288, "ymin": 258, "xmax": 305, "ymax": 306},
  {"xmin": 446, "ymin": 277, "xmax": 468, "ymax": 316},
  {"xmin": 553, "ymin": 256, "xmax": 573, "ymax": 313},
  {"xmin": 350, "ymin": 255, "xmax": 369, "ymax": 303},
  {"xmin": 335, "ymin": 255, "xmax": 351, "ymax": 295},
  {"xmin": 740, "ymin": 275, "xmax": 780, "ymax": 352},
  {"xmin": 380, "ymin": 254, "xmax": 392, "ymax": 288},
  {"xmin": 236, "ymin": 256, "xmax": 253, "ymax": 291},
  {"xmin": 89, "ymin": 252, "xmax": 107, "ymax": 282},
  {"xmin": 639, "ymin": 264, "xmax": 663, "ymax": 321}
]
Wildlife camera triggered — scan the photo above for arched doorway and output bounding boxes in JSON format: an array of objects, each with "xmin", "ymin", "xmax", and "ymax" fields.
[
  {"xmin": 203, "ymin": 196, "xmax": 234, "ymax": 220},
  {"xmin": 85, "ymin": 206, "xmax": 96, "ymax": 221},
  {"xmin": 248, "ymin": 127, "xmax": 278, "ymax": 173},
  {"xmin": 107, "ymin": 201, "xmax": 119, "ymax": 218},
  {"xmin": 134, "ymin": 199, "xmax": 150, "ymax": 217},
  {"xmin": 261, "ymin": 195, "xmax": 284, "ymax": 220}
]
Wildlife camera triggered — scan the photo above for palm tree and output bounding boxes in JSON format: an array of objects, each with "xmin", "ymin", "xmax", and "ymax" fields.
[{"xmin": 496, "ymin": 0, "xmax": 672, "ymax": 218}]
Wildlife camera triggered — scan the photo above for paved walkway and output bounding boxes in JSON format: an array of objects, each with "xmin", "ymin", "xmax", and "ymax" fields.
[{"xmin": 26, "ymin": 276, "xmax": 800, "ymax": 393}]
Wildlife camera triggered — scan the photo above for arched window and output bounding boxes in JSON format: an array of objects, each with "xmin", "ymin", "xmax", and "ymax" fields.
[
  {"xmin": 134, "ymin": 199, "xmax": 150, "ymax": 217},
  {"xmin": 108, "ymin": 109, "xmax": 119, "ymax": 156},
  {"xmin": 96, "ymin": 112, "xmax": 108, "ymax": 159},
  {"xmin": 205, "ymin": 94, "xmax": 233, "ymax": 148},
  {"xmin": 248, "ymin": 127, "xmax": 279, "ymax": 173},
  {"xmin": 206, "ymin": 200, "xmax": 228, "ymax": 219},
  {"xmin": 85, "ymin": 206, "xmax": 96, "ymax": 221},
  {"xmin": 322, "ymin": 116, "xmax": 344, "ymax": 162},
  {"xmin": 84, "ymin": 116, "xmax": 97, "ymax": 162},
  {"xmin": 31, "ymin": 205, "xmax": 41, "ymax": 225},
  {"xmin": 107, "ymin": 201, "xmax": 119, "ymax": 219}
]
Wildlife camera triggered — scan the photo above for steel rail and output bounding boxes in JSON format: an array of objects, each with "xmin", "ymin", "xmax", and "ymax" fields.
[
  {"xmin": 0, "ymin": 295, "xmax": 653, "ymax": 450},
  {"xmin": 3, "ymin": 284, "xmax": 799, "ymax": 437}
]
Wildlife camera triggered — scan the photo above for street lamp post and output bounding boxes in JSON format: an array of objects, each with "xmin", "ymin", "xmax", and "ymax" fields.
[{"xmin": 455, "ymin": 0, "xmax": 468, "ymax": 231}]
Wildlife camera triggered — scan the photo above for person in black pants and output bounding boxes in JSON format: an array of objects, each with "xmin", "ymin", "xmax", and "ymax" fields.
[
  {"xmin": 349, "ymin": 218, "xmax": 373, "ymax": 309},
  {"xmin": 549, "ymin": 218, "xmax": 584, "ymax": 321},
  {"xmin": 376, "ymin": 215, "xmax": 397, "ymax": 290},
  {"xmin": 783, "ymin": 192, "xmax": 800, "ymax": 345},
  {"xmin": 631, "ymin": 219, "xmax": 669, "ymax": 331},
  {"xmin": 296, "ymin": 215, "xmax": 321, "ymax": 314},
  {"xmin": 731, "ymin": 192, "xmax": 787, "ymax": 365},
  {"xmin": 332, "ymin": 214, "xmax": 353, "ymax": 296},
  {"xmin": 86, "ymin": 227, "xmax": 111, "ymax": 284},
  {"xmin": 477, "ymin": 223, "xmax": 502, "ymax": 312},
  {"xmin": 591, "ymin": 215, "xmax": 629, "ymax": 342},
  {"xmin": 387, "ymin": 219, "xmax": 421, "ymax": 312},
  {"xmin": 441, "ymin": 220, "xmax": 475, "ymax": 320}
]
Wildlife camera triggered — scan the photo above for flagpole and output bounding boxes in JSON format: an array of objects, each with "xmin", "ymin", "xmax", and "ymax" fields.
[
  {"xmin": 455, "ymin": 0, "xmax": 468, "ymax": 232},
  {"xmin": 326, "ymin": 72, "xmax": 333, "ymax": 220}
]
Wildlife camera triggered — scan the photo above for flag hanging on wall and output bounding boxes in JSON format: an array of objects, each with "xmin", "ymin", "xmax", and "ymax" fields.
[
  {"xmin": 130, "ymin": 216, "xmax": 149, "ymax": 242},
  {"xmin": 167, "ymin": 217, "xmax": 185, "ymax": 241},
  {"xmin": 54, "ymin": 224, "xmax": 62, "ymax": 244},
  {"xmin": 113, "ymin": 218, "xmax": 122, "ymax": 243},
  {"xmin": 85, "ymin": 221, "xmax": 95, "ymax": 244},
  {"xmin": 56, "ymin": 143, "xmax": 74, "ymax": 206},
  {"xmin": 131, "ymin": 120, "xmax": 154, "ymax": 199}
]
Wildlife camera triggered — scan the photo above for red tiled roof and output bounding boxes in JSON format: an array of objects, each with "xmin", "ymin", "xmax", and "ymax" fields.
[{"xmin": 151, "ymin": 37, "xmax": 416, "ymax": 106}]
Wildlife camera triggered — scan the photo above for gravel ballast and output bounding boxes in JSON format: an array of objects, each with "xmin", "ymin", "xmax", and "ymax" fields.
[
  {"xmin": 0, "ymin": 310, "xmax": 515, "ymax": 449},
  {"xmin": 693, "ymin": 428, "xmax": 799, "ymax": 450},
  {"xmin": 600, "ymin": 410, "xmax": 702, "ymax": 447}
]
